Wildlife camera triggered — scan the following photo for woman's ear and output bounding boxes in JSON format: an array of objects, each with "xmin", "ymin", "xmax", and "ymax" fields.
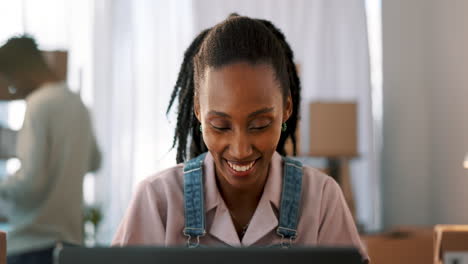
[
  {"xmin": 194, "ymin": 101, "xmax": 201, "ymax": 122},
  {"xmin": 283, "ymin": 95, "xmax": 293, "ymax": 123}
]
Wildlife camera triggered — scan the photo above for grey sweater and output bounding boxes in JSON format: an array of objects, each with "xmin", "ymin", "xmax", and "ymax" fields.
[{"xmin": 0, "ymin": 82, "xmax": 101, "ymax": 255}]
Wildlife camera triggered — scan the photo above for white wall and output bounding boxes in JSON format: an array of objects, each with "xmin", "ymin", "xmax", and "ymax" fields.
[
  {"xmin": 382, "ymin": 0, "xmax": 432, "ymax": 227},
  {"xmin": 429, "ymin": 0, "xmax": 468, "ymax": 224},
  {"xmin": 382, "ymin": 0, "xmax": 468, "ymax": 228}
]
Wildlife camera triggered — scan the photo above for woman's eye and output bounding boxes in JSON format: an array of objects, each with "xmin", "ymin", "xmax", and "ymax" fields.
[
  {"xmin": 214, "ymin": 126, "xmax": 230, "ymax": 131},
  {"xmin": 249, "ymin": 123, "xmax": 271, "ymax": 130},
  {"xmin": 250, "ymin": 126, "xmax": 268, "ymax": 130},
  {"xmin": 209, "ymin": 119, "xmax": 231, "ymax": 131},
  {"xmin": 210, "ymin": 124, "xmax": 230, "ymax": 131}
]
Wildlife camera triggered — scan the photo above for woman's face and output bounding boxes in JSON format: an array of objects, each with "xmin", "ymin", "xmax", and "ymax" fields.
[{"xmin": 195, "ymin": 62, "xmax": 292, "ymax": 190}]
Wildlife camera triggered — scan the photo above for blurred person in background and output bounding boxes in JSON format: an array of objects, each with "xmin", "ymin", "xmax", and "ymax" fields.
[{"xmin": 0, "ymin": 35, "xmax": 101, "ymax": 264}]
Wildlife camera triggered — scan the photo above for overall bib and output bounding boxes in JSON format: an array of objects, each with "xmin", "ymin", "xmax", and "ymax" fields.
[{"xmin": 182, "ymin": 153, "xmax": 303, "ymax": 248}]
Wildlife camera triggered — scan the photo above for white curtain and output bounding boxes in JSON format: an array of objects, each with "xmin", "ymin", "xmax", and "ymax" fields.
[
  {"xmin": 192, "ymin": 0, "xmax": 380, "ymax": 231},
  {"xmin": 91, "ymin": 0, "xmax": 380, "ymax": 242},
  {"xmin": 91, "ymin": 0, "xmax": 194, "ymax": 243}
]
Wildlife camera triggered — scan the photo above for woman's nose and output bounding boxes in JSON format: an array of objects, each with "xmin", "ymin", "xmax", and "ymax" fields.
[{"xmin": 228, "ymin": 131, "xmax": 253, "ymax": 159}]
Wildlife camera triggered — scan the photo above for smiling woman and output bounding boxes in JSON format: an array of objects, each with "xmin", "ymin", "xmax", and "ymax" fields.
[
  {"xmin": 196, "ymin": 62, "xmax": 290, "ymax": 234},
  {"xmin": 112, "ymin": 14, "xmax": 368, "ymax": 263},
  {"xmin": 197, "ymin": 62, "xmax": 289, "ymax": 187}
]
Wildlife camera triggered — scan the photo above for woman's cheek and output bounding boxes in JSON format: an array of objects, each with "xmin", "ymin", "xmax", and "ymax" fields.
[
  {"xmin": 259, "ymin": 130, "xmax": 281, "ymax": 151},
  {"xmin": 202, "ymin": 129, "xmax": 225, "ymax": 151}
]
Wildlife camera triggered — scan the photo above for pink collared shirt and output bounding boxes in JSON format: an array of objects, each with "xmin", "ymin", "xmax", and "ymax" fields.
[{"xmin": 113, "ymin": 152, "xmax": 368, "ymax": 260}]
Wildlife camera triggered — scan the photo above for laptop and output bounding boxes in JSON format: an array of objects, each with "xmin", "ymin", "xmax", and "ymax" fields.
[{"xmin": 55, "ymin": 246, "xmax": 364, "ymax": 264}]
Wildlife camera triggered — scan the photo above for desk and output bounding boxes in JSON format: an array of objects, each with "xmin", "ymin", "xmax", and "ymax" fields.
[{"xmin": 0, "ymin": 229, "xmax": 5, "ymax": 264}]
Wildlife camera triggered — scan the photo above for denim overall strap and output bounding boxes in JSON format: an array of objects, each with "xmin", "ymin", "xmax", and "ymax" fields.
[
  {"xmin": 276, "ymin": 156, "xmax": 303, "ymax": 248},
  {"xmin": 183, "ymin": 152, "xmax": 207, "ymax": 247}
]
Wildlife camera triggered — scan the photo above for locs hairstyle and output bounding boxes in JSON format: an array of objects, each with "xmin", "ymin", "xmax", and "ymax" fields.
[{"xmin": 167, "ymin": 15, "xmax": 301, "ymax": 163}]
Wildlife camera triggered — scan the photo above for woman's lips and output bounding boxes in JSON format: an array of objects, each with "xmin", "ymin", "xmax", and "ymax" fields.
[{"xmin": 225, "ymin": 159, "xmax": 258, "ymax": 177}]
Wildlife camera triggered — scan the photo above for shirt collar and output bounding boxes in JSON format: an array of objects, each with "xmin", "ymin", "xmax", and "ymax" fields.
[
  {"xmin": 202, "ymin": 151, "xmax": 284, "ymax": 246},
  {"xmin": 203, "ymin": 152, "xmax": 221, "ymax": 212},
  {"xmin": 262, "ymin": 152, "xmax": 283, "ymax": 210}
]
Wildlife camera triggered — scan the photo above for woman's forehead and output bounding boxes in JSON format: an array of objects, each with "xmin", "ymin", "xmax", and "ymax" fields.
[{"xmin": 198, "ymin": 62, "xmax": 283, "ymax": 109}]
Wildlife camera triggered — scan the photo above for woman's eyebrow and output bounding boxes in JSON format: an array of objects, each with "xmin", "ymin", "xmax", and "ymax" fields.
[
  {"xmin": 208, "ymin": 110, "xmax": 231, "ymax": 118},
  {"xmin": 248, "ymin": 107, "xmax": 274, "ymax": 118},
  {"xmin": 207, "ymin": 107, "xmax": 274, "ymax": 118}
]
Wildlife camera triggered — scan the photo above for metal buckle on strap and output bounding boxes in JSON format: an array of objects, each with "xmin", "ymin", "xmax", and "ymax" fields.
[
  {"xmin": 185, "ymin": 234, "xmax": 201, "ymax": 248},
  {"xmin": 277, "ymin": 228, "xmax": 297, "ymax": 249},
  {"xmin": 279, "ymin": 233, "xmax": 296, "ymax": 249}
]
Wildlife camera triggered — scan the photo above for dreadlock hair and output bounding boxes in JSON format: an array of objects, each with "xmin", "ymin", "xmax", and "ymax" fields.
[
  {"xmin": 0, "ymin": 35, "xmax": 48, "ymax": 75},
  {"xmin": 167, "ymin": 15, "xmax": 301, "ymax": 164}
]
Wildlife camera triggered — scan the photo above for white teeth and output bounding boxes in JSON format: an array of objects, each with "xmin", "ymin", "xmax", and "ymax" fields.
[{"xmin": 227, "ymin": 160, "xmax": 255, "ymax": 172}]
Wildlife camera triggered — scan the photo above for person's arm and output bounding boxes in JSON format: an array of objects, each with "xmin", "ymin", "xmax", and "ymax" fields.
[
  {"xmin": 0, "ymin": 126, "xmax": 17, "ymax": 159},
  {"xmin": 88, "ymin": 134, "xmax": 101, "ymax": 173},
  {"xmin": 317, "ymin": 178, "xmax": 370, "ymax": 263},
  {"xmin": 84, "ymin": 107, "xmax": 101, "ymax": 173},
  {"xmin": 0, "ymin": 101, "xmax": 49, "ymax": 203}
]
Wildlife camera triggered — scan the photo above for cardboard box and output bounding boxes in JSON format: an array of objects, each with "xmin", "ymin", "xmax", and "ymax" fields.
[
  {"xmin": 0, "ymin": 50, "xmax": 68, "ymax": 87},
  {"xmin": 42, "ymin": 51, "xmax": 68, "ymax": 81},
  {"xmin": 0, "ymin": 230, "xmax": 5, "ymax": 264},
  {"xmin": 361, "ymin": 227, "xmax": 433, "ymax": 264},
  {"xmin": 309, "ymin": 102, "xmax": 358, "ymax": 157},
  {"xmin": 434, "ymin": 225, "xmax": 468, "ymax": 264},
  {"xmin": 0, "ymin": 50, "xmax": 67, "ymax": 99}
]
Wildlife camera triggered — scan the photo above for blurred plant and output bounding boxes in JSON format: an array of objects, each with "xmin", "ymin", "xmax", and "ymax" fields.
[
  {"xmin": 83, "ymin": 205, "xmax": 102, "ymax": 246},
  {"xmin": 84, "ymin": 205, "xmax": 102, "ymax": 228}
]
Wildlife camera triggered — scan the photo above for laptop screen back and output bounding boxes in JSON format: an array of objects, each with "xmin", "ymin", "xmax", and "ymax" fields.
[{"xmin": 56, "ymin": 246, "xmax": 364, "ymax": 264}]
